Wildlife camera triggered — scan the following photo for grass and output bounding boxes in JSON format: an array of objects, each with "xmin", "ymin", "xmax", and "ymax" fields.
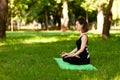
[{"xmin": 0, "ymin": 30, "xmax": 120, "ymax": 80}]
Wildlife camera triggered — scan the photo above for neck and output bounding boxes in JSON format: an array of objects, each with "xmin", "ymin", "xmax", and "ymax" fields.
[
  {"xmin": 80, "ymin": 30, "xmax": 85, "ymax": 34},
  {"xmin": 80, "ymin": 31, "xmax": 85, "ymax": 36}
]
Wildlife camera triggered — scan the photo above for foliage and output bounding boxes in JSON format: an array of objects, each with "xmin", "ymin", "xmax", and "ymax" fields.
[
  {"xmin": 81, "ymin": 0, "xmax": 96, "ymax": 12},
  {"xmin": 7, "ymin": 0, "xmax": 120, "ymax": 26},
  {"xmin": 8, "ymin": 0, "xmax": 28, "ymax": 19},
  {"xmin": 8, "ymin": 0, "xmax": 55, "ymax": 23},
  {"xmin": 0, "ymin": 31, "xmax": 120, "ymax": 80},
  {"xmin": 8, "ymin": 0, "xmax": 96, "ymax": 24},
  {"xmin": 112, "ymin": 0, "xmax": 120, "ymax": 20},
  {"xmin": 81, "ymin": 0, "xmax": 108, "ymax": 12}
]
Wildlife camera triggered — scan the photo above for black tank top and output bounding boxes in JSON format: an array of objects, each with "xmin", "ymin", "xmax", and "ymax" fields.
[{"xmin": 76, "ymin": 35, "xmax": 90, "ymax": 59}]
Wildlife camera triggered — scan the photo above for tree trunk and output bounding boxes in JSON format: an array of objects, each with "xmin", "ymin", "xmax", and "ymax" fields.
[
  {"xmin": 0, "ymin": 0, "xmax": 8, "ymax": 38},
  {"xmin": 61, "ymin": 0, "xmax": 69, "ymax": 31},
  {"xmin": 45, "ymin": 9, "xmax": 48, "ymax": 30},
  {"xmin": 17, "ymin": 19, "xmax": 21, "ymax": 31},
  {"xmin": 86, "ymin": 11, "xmax": 89, "ymax": 23},
  {"xmin": 97, "ymin": 5, "xmax": 104, "ymax": 33},
  {"xmin": 102, "ymin": 0, "xmax": 114, "ymax": 39},
  {"xmin": 10, "ymin": 16, "xmax": 14, "ymax": 31}
]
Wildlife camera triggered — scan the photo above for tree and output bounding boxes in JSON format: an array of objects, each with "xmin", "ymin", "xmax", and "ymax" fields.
[
  {"xmin": 112, "ymin": 0, "xmax": 120, "ymax": 27},
  {"xmin": 80, "ymin": 0, "xmax": 108, "ymax": 24},
  {"xmin": 0, "ymin": 0, "xmax": 8, "ymax": 38},
  {"xmin": 8, "ymin": 0, "xmax": 50, "ymax": 25},
  {"xmin": 81, "ymin": 0, "xmax": 96, "ymax": 22},
  {"xmin": 102, "ymin": 0, "xmax": 114, "ymax": 39},
  {"xmin": 61, "ymin": 0, "xmax": 69, "ymax": 31},
  {"xmin": 97, "ymin": 5, "xmax": 104, "ymax": 32},
  {"xmin": 8, "ymin": 0, "xmax": 29, "ymax": 31}
]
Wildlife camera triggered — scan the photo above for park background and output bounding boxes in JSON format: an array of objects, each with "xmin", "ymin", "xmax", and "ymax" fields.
[{"xmin": 0, "ymin": 0, "xmax": 120, "ymax": 80}]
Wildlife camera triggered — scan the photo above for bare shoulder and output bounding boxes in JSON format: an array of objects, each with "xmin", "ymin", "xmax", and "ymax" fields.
[
  {"xmin": 81, "ymin": 34, "xmax": 88, "ymax": 41},
  {"xmin": 82, "ymin": 34, "xmax": 88, "ymax": 38}
]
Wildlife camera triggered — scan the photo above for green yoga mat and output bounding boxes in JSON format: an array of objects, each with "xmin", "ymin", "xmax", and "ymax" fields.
[{"xmin": 54, "ymin": 58, "xmax": 97, "ymax": 70}]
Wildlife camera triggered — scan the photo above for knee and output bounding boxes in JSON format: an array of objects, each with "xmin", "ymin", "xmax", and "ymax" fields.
[
  {"xmin": 84, "ymin": 58, "xmax": 90, "ymax": 64},
  {"xmin": 62, "ymin": 56, "xmax": 68, "ymax": 62}
]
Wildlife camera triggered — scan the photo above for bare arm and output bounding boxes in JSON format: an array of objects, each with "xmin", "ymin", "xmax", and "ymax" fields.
[
  {"xmin": 62, "ymin": 34, "xmax": 88, "ymax": 58},
  {"xmin": 61, "ymin": 48, "xmax": 77, "ymax": 57},
  {"xmin": 74, "ymin": 35, "xmax": 87, "ymax": 56},
  {"xmin": 69, "ymin": 48, "xmax": 77, "ymax": 54}
]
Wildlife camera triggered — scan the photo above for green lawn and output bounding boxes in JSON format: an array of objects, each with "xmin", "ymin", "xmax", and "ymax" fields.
[{"xmin": 0, "ymin": 30, "xmax": 120, "ymax": 80}]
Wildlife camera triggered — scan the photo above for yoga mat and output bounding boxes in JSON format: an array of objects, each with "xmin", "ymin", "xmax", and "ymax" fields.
[{"xmin": 54, "ymin": 58, "xmax": 97, "ymax": 70}]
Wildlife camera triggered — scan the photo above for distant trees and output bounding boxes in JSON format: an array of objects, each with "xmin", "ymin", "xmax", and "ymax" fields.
[
  {"xmin": 0, "ymin": 0, "xmax": 8, "ymax": 38},
  {"xmin": 0, "ymin": 0, "xmax": 119, "ymax": 39},
  {"xmin": 7, "ymin": 0, "xmax": 113, "ymax": 31},
  {"xmin": 7, "ymin": 0, "xmax": 99, "ymax": 31}
]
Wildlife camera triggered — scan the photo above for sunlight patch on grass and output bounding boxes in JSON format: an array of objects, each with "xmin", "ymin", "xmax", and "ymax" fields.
[
  {"xmin": 88, "ymin": 30, "xmax": 101, "ymax": 34},
  {"xmin": 23, "ymin": 37, "xmax": 58, "ymax": 44},
  {"xmin": 110, "ymin": 30, "xmax": 120, "ymax": 33},
  {"xmin": 115, "ymin": 34, "xmax": 120, "ymax": 37},
  {"xmin": 22, "ymin": 34, "xmax": 78, "ymax": 44},
  {"xmin": 0, "ymin": 43, "xmax": 5, "ymax": 46},
  {"xmin": 113, "ymin": 75, "xmax": 120, "ymax": 80},
  {"xmin": 0, "ymin": 43, "xmax": 6, "ymax": 46}
]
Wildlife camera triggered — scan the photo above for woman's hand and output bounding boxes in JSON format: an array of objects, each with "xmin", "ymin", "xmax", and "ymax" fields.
[
  {"xmin": 64, "ymin": 53, "xmax": 80, "ymax": 58},
  {"xmin": 61, "ymin": 52, "xmax": 69, "ymax": 57}
]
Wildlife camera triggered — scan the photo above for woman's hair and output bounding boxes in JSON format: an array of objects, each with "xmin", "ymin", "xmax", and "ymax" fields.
[{"xmin": 75, "ymin": 17, "xmax": 89, "ymax": 32}]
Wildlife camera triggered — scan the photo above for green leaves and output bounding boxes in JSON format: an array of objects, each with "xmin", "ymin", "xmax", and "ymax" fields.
[
  {"xmin": 8, "ymin": 0, "xmax": 115, "ymax": 25},
  {"xmin": 81, "ymin": 0, "xmax": 108, "ymax": 12},
  {"xmin": 81, "ymin": 0, "xmax": 96, "ymax": 12}
]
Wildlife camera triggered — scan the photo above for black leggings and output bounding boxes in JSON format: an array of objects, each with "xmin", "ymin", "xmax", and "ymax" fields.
[{"xmin": 62, "ymin": 56, "xmax": 90, "ymax": 65}]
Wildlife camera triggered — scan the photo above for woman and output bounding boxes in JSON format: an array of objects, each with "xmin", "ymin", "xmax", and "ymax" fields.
[{"xmin": 61, "ymin": 17, "xmax": 90, "ymax": 65}]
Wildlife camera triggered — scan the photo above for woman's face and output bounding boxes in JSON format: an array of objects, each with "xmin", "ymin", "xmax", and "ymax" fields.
[{"xmin": 75, "ymin": 21, "xmax": 83, "ymax": 31}]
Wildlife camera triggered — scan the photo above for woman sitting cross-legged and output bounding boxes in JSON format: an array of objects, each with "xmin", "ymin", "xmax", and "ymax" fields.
[{"xmin": 61, "ymin": 17, "xmax": 90, "ymax": 65}]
